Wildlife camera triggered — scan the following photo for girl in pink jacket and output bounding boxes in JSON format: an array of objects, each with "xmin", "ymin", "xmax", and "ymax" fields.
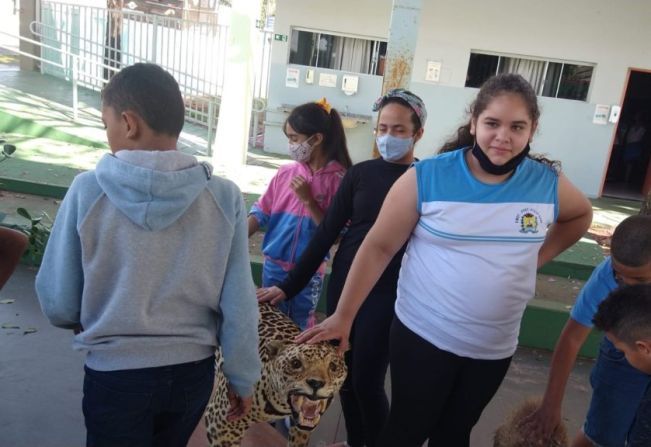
[{"xmin": 248, "ymin": 99, "xmax": 352, "ymax": 329}]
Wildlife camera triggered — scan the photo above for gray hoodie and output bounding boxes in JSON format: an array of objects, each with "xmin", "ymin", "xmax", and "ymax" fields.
[{"xmin": 36, "ymin": 150, "xmax": 261, "ymax": 397}]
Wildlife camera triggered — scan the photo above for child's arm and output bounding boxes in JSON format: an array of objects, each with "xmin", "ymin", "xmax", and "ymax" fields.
[
  {"xmin": 219, "ymin": 189, "xmax": 262, "ymax": 400},
  {"xmin": 290, "ymin": 175, "xmax": 324, "ymax": 224},
  {"xmin": 526, "ymin": 259, "xmax": 611, "ymax": 437},
  {"xmin": 248, "ymin": 173, "xmax": 279, "ymax": 237},
  {"xmin": 525, "ymin": 318, "xmax": 592, "ymax": 437},
  {"xmin": 0, "ymin": 227, "xmax": 28, "ymax": 290},
  {"xmin": 538, "ymin": 173, "xmax": 593, "ymax": 268},
  {"xmin": 296, "ymin": 168, "xmax": 420, "ymax": 353},
  {"xmin": 247, "ymin": 215, "xmax": 259, "ymax": 237},
  {"xmin": 35, "ymin": 188, "xmax": 84, "ymax": 329}
]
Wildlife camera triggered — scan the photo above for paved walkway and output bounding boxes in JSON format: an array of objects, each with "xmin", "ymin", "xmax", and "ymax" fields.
[{"xmin": 0, "ymin": 264, "xmax": 594, "ymax": 447}]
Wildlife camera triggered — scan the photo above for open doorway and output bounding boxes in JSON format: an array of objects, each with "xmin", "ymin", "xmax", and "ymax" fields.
[{"xmin": 603, "ymin": 70, "xmax": 651, "ymax": 200}]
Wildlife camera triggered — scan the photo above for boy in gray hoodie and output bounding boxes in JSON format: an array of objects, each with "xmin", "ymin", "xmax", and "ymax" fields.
[{"xmin": 36, "ymin": 63, "xmax": 261, "ymax": 447}]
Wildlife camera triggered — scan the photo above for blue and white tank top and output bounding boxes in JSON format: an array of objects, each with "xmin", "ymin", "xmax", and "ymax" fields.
[{"xmin": 395, "ymin": 149, "xmax": 559, "ymax": 360}]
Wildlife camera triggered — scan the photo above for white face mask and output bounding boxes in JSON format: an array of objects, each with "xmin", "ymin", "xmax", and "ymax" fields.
[
  {"xmin": 288, "ymin": 136, "xmax": 315, "ymax": 162},
  {"xmin": 376, "ymin": 134, "xmax": 414, "ymax": 162}
]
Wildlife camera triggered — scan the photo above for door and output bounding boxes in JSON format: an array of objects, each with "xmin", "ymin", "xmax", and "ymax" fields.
[{"xmin": 603, "ymin": 70, "xmax": 651, "ymax": 199}]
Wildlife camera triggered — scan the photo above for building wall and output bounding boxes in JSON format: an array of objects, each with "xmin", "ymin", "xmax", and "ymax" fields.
[
  {"xmin": 265, "ymin": 0, "xmax": 651, "ymax": 197},
  {"xmin": 264, "ymin": 0, "xmax": 390, "ymax": 163}
]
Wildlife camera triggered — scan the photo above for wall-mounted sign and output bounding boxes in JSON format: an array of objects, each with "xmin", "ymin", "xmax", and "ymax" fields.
[
  {"xmin": 319, "ymin": 73, "xmax": 337, "ymax": 88},
  {"xmin": 285, "ymin": 67, "xmax": 299, "ymax": 88},
  {"xmin": 274, "ymin": 34, "xmax": 288, "ymax": 42},
  {"xmin": 425, "ymin": 60, "xmax": 441, "ymax": 82},
  {"xmin": 305, "ymin": 69, "xmax": 314, "ymax": 84},
  {"xmin": 342, "ymin": 75, "xmax": 359, "ymax": 95}
]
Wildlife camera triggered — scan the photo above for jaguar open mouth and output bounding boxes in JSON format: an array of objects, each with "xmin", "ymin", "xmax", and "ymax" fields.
[{"xmin": 289, "ymin": 394, "xmax": 329, "ymax": 429}]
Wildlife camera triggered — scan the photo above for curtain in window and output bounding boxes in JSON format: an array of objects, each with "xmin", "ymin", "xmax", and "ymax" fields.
[
  {"xmin": 500, "ymin": 57, "xmax": 546, "ymax": 93},
  {"xmin": 335, "ymin": 37, "xmax": 371, "ymax": 74}
]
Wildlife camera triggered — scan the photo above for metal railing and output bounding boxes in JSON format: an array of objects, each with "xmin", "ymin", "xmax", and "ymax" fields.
[
  {"xmin": 32, "ymin": 0, "xmax": 273, "ymax": 154},
  {"xmin": 0, "ymin": 29, "xmax": 267, "ymax": 155},
  {"xmin": 0, "ymin": 30, "xmax": 119, "ymax": 122}
]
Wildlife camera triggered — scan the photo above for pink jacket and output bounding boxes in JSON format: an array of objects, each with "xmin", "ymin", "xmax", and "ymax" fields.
[{"xmin": 250, "ymin": 160, "xmax": 346, "ymax": 270}]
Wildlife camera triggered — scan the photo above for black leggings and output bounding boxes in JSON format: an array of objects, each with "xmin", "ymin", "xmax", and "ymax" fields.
[
  {"xmin": 331, "ymin": 290, "xmax": 395, "ymax": 447},
  {"xmin": 378, "ymin": 317, "xmax": 512, "ymax": 447}
]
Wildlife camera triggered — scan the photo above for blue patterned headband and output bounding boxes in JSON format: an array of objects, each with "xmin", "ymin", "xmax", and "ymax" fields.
[{"xmin": 372, "ymin": 88, "xmax": 427, "ymax": 126}]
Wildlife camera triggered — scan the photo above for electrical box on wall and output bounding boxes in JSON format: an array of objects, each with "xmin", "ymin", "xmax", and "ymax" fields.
[
  {"xmin": 609, "ymin": 105, "xmax": 621, "ymax": 123},
  {"xmin": 305, "ymin": 69, "xmax": 314, "ymax": 84},
  {"xmin": 342, "ymin": 75, "xmax": 359, "ymax": 95},
  {"xmin": 593, "ymin": 104, "xmax": 610, "ymax": 125}
]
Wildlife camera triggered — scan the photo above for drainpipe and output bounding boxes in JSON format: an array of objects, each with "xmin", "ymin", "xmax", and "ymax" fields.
[
  {"xmin": 372, "ymin": 0, "xmax": 422, "ymax": 157},
  {"xmin": 213, "ymin": 0, "xmax": 259, "ymax": 169}
]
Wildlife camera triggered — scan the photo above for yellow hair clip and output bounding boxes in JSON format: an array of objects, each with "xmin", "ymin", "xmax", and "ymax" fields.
[{"xmin": 315, "ymin": 97, "xmax": 332, "ymax": 114}]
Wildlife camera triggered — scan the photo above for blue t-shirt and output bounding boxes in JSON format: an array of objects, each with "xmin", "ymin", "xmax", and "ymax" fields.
[
  {"xmin": 570, "ymin": 257, "xmax": 616, "ymax": 327},
  {"xmin": 570, "ymin": 255, "xmax": 649, "ymax": 382}
]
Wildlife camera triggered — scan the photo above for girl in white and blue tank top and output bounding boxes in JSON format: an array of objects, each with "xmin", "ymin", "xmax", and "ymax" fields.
[{"xmin": 297, "ymin": 74, "xmax": 593, "ymax": 446}]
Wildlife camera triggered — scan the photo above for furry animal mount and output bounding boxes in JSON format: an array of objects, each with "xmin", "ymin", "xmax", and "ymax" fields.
[
  {"xmin": 204, "ymin": 303, "xmax": 347, "ymax": 447},
  {"xmin": 494, "ymin": 398, "xmax": 568, "ymax": 447}
]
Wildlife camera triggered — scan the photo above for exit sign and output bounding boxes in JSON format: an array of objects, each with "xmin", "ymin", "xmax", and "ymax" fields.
[{"xmin": 274, "ymin": 34, "xmax": 288, "ymax": 42}]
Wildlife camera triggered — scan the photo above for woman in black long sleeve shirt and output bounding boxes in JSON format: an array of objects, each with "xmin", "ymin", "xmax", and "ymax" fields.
[{"xmin": 257, "ymin": 89, "xmax": 427, "ymax": 447}]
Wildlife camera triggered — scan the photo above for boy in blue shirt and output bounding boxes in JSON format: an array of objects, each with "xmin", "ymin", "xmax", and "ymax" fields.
[
  {"xmin": 529, "ymin": 214, "xmax": 651, "ymax": 446},
  {"xmin": 593, "ymin": 284, "xmax": 651, "ymax": 447},
  {"xmin": 36, "ymin": 63, "xmax": 261, "ymax": 447}
]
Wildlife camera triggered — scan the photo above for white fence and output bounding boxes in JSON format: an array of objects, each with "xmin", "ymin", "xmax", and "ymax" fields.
[{"xmin": 35, "ymin": 1, "xmax": 273, "ymax": 152}]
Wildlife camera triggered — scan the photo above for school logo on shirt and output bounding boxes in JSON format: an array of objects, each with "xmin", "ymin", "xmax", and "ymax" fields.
[{"xmin": 516, "ymin": 208, "xmax": 542, "ymax": 234}]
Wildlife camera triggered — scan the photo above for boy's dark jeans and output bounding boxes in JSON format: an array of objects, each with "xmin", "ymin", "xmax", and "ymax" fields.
[{"xmin": 82, "ymin": 356, "xmax": 215, "ymax": 447}]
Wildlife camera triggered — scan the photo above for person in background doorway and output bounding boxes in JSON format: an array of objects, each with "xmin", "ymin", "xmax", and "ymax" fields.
[{"xmin": 623, "ymin": 111, "xmax": 648, "ymax": 183}]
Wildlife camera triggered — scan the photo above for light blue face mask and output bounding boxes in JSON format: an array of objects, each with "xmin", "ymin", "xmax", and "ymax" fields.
[{"xmin": 376, "ymin": 134, "xmax": 414, "ymax": 162}]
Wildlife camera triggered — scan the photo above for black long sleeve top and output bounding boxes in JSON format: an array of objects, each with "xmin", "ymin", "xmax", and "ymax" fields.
[{"xmin": 278, "ymin": 158, "xmax": 412, "ymax": 312}]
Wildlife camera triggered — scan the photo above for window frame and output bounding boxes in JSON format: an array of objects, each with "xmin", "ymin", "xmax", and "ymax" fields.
[
  {"xmin": 466, "ymin": 50, "xmax": 595, "ymax": 102},
  {"xmin": 288, "ymin": 26, "xmax": 387, "ymax": 76}
]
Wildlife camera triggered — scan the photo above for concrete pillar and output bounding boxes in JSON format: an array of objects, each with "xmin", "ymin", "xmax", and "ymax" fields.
[
  {"xmin": 371, "ymin": 0, "xmax": 422, "ymax": 157},
  {"xmin": 382, "ymin": 0, "xmax": 422, "ymax": 94},
  {"xmin": 213, "ymin": 0, "xmax": 260, "ymax": 169},
  {"xmin": 19, "ymin": 0, "xmax": 39, "ymax": 71}
]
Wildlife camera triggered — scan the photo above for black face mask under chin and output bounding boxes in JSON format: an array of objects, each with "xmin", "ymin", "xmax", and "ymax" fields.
[{"xmin": 471, "ymin": 142, "xmax": 531, "ymax": 176}]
